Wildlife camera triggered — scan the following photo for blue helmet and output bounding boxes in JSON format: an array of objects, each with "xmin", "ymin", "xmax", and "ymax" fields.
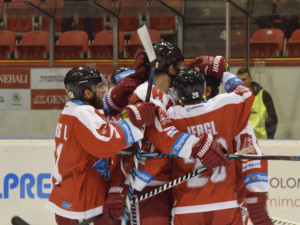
[{"xmin": 111, "ymin": 67, "xmax": 135, "ymax": 86}]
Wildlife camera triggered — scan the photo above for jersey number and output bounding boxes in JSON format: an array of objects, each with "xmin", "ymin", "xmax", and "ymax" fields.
[
  {"xmin": 186, "ymin": 137, "xmax": 228, "ymax": 188},
  {"xmin": 185, "ymin": 158, "xmax": 227, "ymax": 188},
  {"xmin": 53, "ymin": 143, "xmax": 63, "ymax": 185}
]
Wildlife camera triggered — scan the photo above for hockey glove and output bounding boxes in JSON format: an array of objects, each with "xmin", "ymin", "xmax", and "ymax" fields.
[
  {"xmin": 106, "ymin": 76, "xmax": 142, "ymax": 111},
  {"xmin": 191, "ymin": 133, "xmax": 230, "ymax": 169},
  {"xmin": 121, "ymin": 102, "xmax": 157, "ymax": 127},
  {"xmin": 103, "ymin": 185, "xmax": 128, "ymax": 220},
  {"xmin": 245, "ymin": 192, "xmax": 273, "ymax": 225},
  {"xmin": 189, "ymin": 55, "xmax": 229, "ymax": 80},
  {"xmin": 133, "ymin": 48, "xmax": 150, "ymax": 82}
]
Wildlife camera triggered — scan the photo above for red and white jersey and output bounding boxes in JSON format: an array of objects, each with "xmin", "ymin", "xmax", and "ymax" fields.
[
  {"xmin": 234, "ymin": 121, "xmax": 269, "ymax": 207},
  {"xmin": 46, "ymin": 100, "xmax": 143, "ymax": 220},
  {"xmin": 167, "ymin": 72, "xmax": 256, "ymax": 215},
  {"xmin": 121, "ymin": 82, "xmax": 199, "ymax": 191}
]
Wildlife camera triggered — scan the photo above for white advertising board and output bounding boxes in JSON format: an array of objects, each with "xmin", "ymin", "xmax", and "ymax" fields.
[
  {"xmin": 0, "ymin": 89, "xmax": 31, "ymax": 110},
  {"xmin": 260, "ymin": 140, "xmax": 300, "ymax": 224},
  {"xmin": 30, "ymin": 68, "xmax": 70, "ymax": 89},
  {"xmin": 0, "ymin": 140, "xmax": 56, "ymax": 225}
]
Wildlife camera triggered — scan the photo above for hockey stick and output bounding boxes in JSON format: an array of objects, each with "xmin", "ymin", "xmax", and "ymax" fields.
[
  {"xmin": 271, "ymin": 217, "xmax": 300, "ymax": 225},
  {"xmin": 130, "ymin": 146, "xmax": 254, "ymax": 204},
  {"xmin": 11, "ymin": 216, "xmax": 30, "ymax": 225},
  {"xmin": 241, "ymin": 208, "xmax": 300, "ymax": 225},
  {"xmin": 117, "ymin": 150, "xmax": 300, "ymax": 161},
  {"xmin": 122, "ymin": 24, "xmax": 158, "ymax": 225},
  {"xmin": 229, "ymin": 154, "xmax": 300, "ymax": 161},
  {"xmin": 117, "ymin": 146, "xmax": 253, "ymax": 158},
  {"xmin": 76, "ymin": 214, "xmax": 103, "ymax": 225}
]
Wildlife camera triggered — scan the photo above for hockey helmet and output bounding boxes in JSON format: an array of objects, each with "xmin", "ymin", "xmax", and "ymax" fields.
[
  {"xmin": 110, "ymin": 66, "xmax": 135, "ymax": 86},
  {"xmin": 152, "ymin": 41, "xmax": 184, "ymax": 74},
  {"xmin": 205, "ymin": 76, "xmax": 221, "ymax": 99},
  {"xmin": 173, "ymin": 68, "xmax": 206, "ymax": 102},
  {"xmin": 64, "ymin": 67, "xmax": 103, "ymax": 99}
]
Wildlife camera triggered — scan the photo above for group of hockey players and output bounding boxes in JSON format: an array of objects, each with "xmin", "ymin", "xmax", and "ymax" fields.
[{"xmin": 46, "ymin": 41, "xmax": 272, "ymax": 225}]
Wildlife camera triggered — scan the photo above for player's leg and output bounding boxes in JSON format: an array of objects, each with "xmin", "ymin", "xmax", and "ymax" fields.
[
  {"xmin": 172, "ymin": 208, "xmax": 244, "ymax": 225},
  {"xmin": 210, "ymin": 207, "xmax": 244, "ymax": 225},
  {"xmin": 55, "ymin": 214, "xmax": 120, "ymax": 225},
  {"xmin": 55, "ymin": 214, "xmax": 78, "ymax": 225},
  {"xmin": 171, "ymin": 213, "xmax": 205, "ymax": 225},
  {"xmin": 137, "ymin": 187, "xmax": 172, "ymax": 225}
]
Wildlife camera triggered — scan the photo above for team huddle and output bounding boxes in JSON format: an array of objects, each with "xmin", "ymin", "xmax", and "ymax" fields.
[{"xmin": 45, "ymin": 42, "xmax": 272, "ymax": 225}]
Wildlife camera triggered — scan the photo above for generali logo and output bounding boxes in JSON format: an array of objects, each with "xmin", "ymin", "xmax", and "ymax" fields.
[
  {"xmin": 0, "ymin": 69, "xmax": 30, "ymax": 89},
  {"xmin": 31, "ymin": 89, "xmax": 68, "ymax": 109}
]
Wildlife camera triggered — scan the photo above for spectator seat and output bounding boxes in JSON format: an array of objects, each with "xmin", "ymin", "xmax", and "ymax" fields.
[
  {"xmin": 16, "ymin": 30, "xmax": 49, "ymax": 59},
  {"xmin": 6, "ymin": 0, "xmax": 41, "ymax": 34},
  {"xmin": 125, "ymin": 29, "xmax": 161, "ymax": 58},
  {"xmin": 55, "ymin": 30, "xmax": 88, "ymax": 59},
  {"xmin": 149, "ymin": 16, "xmax": 176, "ymax": 37},
  {"xmin": 41, "ymin": 0, "xmax": 64, "ymax": 34},
  {"xmin": 89, "ymin": 30, "xmax": 125, "ymax": 58},
  {"xmin": 250, "ymin": 28, "xmax": 285, "ymax": 57},
  {"xmin": 118, "ymin": 0, "xmax": 146, "ymax": 38},
  {"xmin": 0, "ymin": 30, "xmax": 16, "ymax": 59},
  {"xmin": 230, "ymin": 29, "xmax": 246, "ymax": 58},
  {"xmin": 286, "ymin": 29, "xmax": 300, "ymax": 57}
]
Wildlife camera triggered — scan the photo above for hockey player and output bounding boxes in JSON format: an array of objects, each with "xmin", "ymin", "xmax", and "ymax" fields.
[
  {"xmin": 197, "ymin": 58, "xmax": 270, "ymax": 225},
  {"xmin": 46, "ymin": 67, "xmax": 158, "ymax": 225},
  {"xmin": 102, "ymin": 43, "xmax": 230, "ymax": 225},
  {"xmin": 168, "ymin": 61, "xmax": 272, "ymax": 225}
]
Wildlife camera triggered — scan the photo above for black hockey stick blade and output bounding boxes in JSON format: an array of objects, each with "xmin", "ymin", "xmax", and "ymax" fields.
[
  {"xmin": 11, "ymin": 216, "xmax": 30, "ymax": 225},
  {"xmin": 271, "ymin": 217, "xmax": 300, "ymax": 225},
  {"xmin": 76, "ymin": 214, "xmax": 103, "ymax": 225}
]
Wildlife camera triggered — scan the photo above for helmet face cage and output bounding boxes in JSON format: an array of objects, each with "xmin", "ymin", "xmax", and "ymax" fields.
[
  {"xmin": 152, "ymin": 42, "xmax": 184, "ymax": 74},
  {"xmin": 64, "ymin": 67, "xmax": 103, "ymax": 100},
  {"xmin": 173, "ymin": 68, "xmax": 206, "ymax": 102}
]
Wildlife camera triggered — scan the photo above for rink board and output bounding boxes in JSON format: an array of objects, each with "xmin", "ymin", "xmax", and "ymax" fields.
[{"xmin": 0, "ymin": 139, "xmax": 299, "ymax": 225}]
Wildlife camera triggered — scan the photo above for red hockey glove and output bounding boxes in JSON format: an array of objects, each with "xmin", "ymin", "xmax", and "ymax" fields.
[
  {"xmin": 121, "ymin": 102, "xmax": 157, "ymax": 127},
  {"xmin": 106, "ymin": 77, "xmax": 142, "ymax": 111},
  {"xmin": 245, "ymin": 192, "xmax": 273, "ymax": 225},
  {"xmin": 191, "ymin": 133, "xmax": 230, "ymax": 169},
  {"xmin": 103, "ymin": 185, "xmax": 128, "ymax": 220},
  {"xmin": 133, "ymin": 48, "xmax": 150, "ymax": 82},
  {"xmin": 189, "ymin": 55, "xmax": 229, "ymax": 80}
]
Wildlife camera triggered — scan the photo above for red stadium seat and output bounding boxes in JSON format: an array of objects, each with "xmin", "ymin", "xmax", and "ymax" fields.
[
  {"xmin": 0, "ymin": 30, "xmax": 16, "ymax": 59},
  {"xmin": 118, "ymin": 0, "xmax": 146, "ymax": 38},
  {"xmin": 89, "ymin": 30, "xmax": 125, "ymax": 58},
  {"xmin": 16, "ymin": 30, "xmax": 49, "ymax": 59},
  {"xmin": 41, "ymin": 0, "xmax": 63, "ymax": 33},
  {"xmin": 6, "ymin": 0, "xmax": 41, "ymax": 34},
  {"xmin": 119, "ymin": 16, "xmax": 140, "ymax": 38},
  {"xmin": 250, "ymin": 28, "xmax": 285, "ymax": 57},
  {"xmin": 286, "ymin": 29, "xmax": 300, "ymax": 57},
  {"xmin": 55, "ymin": 30, "xmax": 89, "ymax": 59},
  {"xmin": 149, "ymin": 16, "xmax": 176, "ymax": 37},
  {"xmin": 230, "ymin": 29, "xmax": 246, "ymax": 58},
  {"xmin": 125, "ymin": 29, "xmax": 161, "ymax": 58}
]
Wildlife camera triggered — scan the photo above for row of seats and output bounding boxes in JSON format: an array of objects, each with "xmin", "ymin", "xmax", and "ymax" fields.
[
  {"xmin": 0, "ymin": 0, "xmax": 178, "ymax": 38},
  {"xmin": 0, "ymin": 29, "xmax": 162, "ymax": 59},
  {"xmin": 231, "ymin": 28, "xmax": 300, "ymax": 57},
  {"xmin": 2, "ymin": 28, "xmax": 300, "ymax": 59}
]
